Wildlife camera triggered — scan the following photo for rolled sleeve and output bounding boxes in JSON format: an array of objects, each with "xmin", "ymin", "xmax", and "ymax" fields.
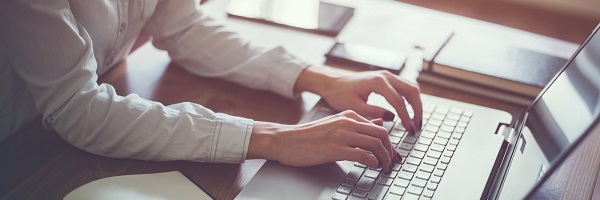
[{"xmin": 210, "ymin": 113, "xmax": 253, "ymax": 163}]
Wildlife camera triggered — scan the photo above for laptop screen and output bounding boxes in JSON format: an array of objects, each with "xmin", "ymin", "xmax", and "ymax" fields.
[{"xmin": 498, "ymin": 26, "xmax": 600, "ymax": 199}]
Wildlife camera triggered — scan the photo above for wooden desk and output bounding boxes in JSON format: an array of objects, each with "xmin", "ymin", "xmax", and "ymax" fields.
[{"xmin": 1, "ymin": 0, "xmax": 592, "ymax": 199}]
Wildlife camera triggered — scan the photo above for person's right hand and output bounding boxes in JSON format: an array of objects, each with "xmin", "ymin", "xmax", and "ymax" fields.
[{"xmin": 247, "ymin": 110, "xmax": 401, "ymax": 173}]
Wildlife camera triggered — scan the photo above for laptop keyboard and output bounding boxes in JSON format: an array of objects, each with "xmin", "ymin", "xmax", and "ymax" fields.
[{"xmin": 332, "ymin": 103, "xmax": 473, "ymax": 200}]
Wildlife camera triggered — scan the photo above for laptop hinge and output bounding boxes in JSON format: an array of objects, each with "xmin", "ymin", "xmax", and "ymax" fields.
[{"xmin": 481, "ymin": 124, "xmax": 514, "ymax": 200}]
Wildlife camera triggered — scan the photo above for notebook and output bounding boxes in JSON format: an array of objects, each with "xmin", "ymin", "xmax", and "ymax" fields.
[{"xmin": 236, "ymin": 24, "xmax": 600, "ymax": 199}]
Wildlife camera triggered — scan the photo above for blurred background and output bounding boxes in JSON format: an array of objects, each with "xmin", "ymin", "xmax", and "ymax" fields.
[{"xmin": 395, "ymin": 0, "xmax": 599, "ymax": 44}]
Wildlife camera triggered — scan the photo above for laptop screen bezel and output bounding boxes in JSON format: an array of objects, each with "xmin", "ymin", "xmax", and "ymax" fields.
[{"xmin": 504, "ymin": 24, "xmax": 600, "ymax": 199}]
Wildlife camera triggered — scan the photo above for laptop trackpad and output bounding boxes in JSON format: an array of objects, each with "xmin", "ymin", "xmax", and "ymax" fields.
[{"xmin": 236, "ymin": 160, "xmax": 353, "ymax": 200}]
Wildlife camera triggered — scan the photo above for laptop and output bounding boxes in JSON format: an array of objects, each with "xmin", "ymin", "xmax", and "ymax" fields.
[{"xmin": 237, "ymin": 24, "xmax": 600, "ymax": 200}]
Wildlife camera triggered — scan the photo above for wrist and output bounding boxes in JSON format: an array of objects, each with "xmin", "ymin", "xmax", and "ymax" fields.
[
  {"xmin": 294, "ymin": 67, "xmax": 337, "ymax": 95},
  {"xmin": 247, "ymin": 121, "xmax": 285, "ymax": 161}
]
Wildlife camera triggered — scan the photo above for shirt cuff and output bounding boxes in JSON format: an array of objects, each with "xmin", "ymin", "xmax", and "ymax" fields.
[
  {"xmin": 268, "ymin": 46, "xmax": 310, "ymax": 99},
  {"xmin": 209, "ymin": 113, "xmax": 254, "ymax": 163}
]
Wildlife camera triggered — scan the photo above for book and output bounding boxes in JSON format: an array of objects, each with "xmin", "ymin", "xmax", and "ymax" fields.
[
  {"xmin": 424, "ymin": 33, "xmax": 568, "ymax": 98},
  {"xmin": 64, "ymin": 171, "xmax": 213, "ymax": 200}
]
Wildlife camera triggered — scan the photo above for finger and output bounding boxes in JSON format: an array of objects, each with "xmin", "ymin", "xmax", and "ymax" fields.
[
  {"xmin": 350, "ymin": 121, "xmax": 394, "ymax": 166},
  {"xmin": 371, "ymin": 118, "xmax": 383, "ymax": 126},
  {"xmin": 388, "ymin": 77, "xmax": 424, "ymax": 129},
  {"xmin": 371, "ymin": 82, "xmax": 414, "ymax": 134},
  {"xmin": 345, "ymin": 133, "xmax": 392, "ymax": 172},
  {"xmin": 338, "ymin": 147, "xmax": 379, "ymax": 169},
  {"xmin": 337, "ymin": 110, "xmax": 371, "ymax": 124},
  {"xmin": 342, "ymin": 127, "xmax": 393, "ymax": 172},
  {"xmin": 351, "ymin": 98, "xmax": 389, "ymax": 120}
]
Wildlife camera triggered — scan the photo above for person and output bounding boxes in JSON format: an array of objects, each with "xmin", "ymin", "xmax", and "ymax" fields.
[{"xmin": 0, "ymin": 0, "xmax": 422, "ymax": 173}]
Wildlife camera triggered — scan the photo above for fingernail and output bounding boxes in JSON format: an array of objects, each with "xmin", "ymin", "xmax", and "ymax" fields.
[{"xmin": 382, "ymin": 111, "xmax": 395, "ymax": 121}]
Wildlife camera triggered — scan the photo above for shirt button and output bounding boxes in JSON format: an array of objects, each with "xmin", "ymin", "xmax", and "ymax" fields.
[{"xmin": 119, "ymin": 23, "xmax": 126, "ymax": 32}]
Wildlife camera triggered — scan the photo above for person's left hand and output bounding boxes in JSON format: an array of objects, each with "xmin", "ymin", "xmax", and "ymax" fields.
[{"xmin": 295, "ymin": 68, "xmax": 423, "ymax": 134}]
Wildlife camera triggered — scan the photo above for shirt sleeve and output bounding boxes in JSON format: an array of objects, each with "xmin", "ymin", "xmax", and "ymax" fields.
[
  {"xmin": 144, "ymin": 0, "xmax": 310, "ymax": 98},
  {"xmin": 0, "ymin": 0, "xmax": 252, "ymax": 163}
]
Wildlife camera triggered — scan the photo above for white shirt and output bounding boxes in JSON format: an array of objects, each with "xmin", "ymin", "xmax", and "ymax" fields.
[{"xmin": 0, "ymin": 0, "xmax": 308, "ymax": 163}]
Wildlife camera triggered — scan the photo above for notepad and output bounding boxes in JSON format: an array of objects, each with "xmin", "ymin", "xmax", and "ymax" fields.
[{"xmin": 64, "ymin": 171, "xmax": 213, "ymax": 200}]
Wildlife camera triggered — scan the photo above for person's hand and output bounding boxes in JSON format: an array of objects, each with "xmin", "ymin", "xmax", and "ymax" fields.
[
  {"xmin": 295, "ymin": 68, "xmax": 423, "ymax": 134},
  {"xmin": 247, "ymin": 110, "xmax": 402, "ymax": 173}
]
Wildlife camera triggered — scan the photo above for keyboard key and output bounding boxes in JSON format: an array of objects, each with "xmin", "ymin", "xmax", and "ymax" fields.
[
  {"xmin": 397, "ymin": 149, "xmax": 410, "ymax": 157},
  {"xmin": 451, "ymin": 133, "xmax": 463, "ymax": 139},
  {"xmin": 433, "ymin": 169, "xmax": 445, "ymax": 177},
  {"xmin": 407, "ymin": 185, "xmax": 424, "ymax": 195},
  {"xmin": 355, "ymin": 163, "xmax": 367, "ymax": 168},
  {"xmin": 390, "ymin": 130, "xmax": 405, "ymax": 138},
  {"xmin": 420, "ymin": 131, "xmax": 436, "ymax": 139},
  {"xmin": 446, "ymin": 113, "xmax": 461, "ymax": 121},
  {"xmin": 427, "ymin": 182, "xmax": 438, "ymax": 190},
  {"xmin": 413, "ymin": 144, "xmax": 429, "ymax": 152},
  {"xmin": 433, "ymin": 137, "xmax": 448, "ymax": 146},
  {"xmin": 353, "ymin": 189, "xmax": 368, "ymax": 198},
  {"xmin": 427, "ymin": 151, "xmax": 442, "ymax": 159},
  {"xmin": 406, "ymin": 157, "xmax": 421, "ymax": 166},
  {"xmin": 423, "ymin": 189, "xmax": 435, "ymax": 198},
  {"xmin": 333, "ymin": 193, "xmax": 348, "ymax": 200},
  {"xmin": 454, "ymin": 127, "xmax": 466, "ymax": 134},
  {"xmin": 389, "ymin": 185, "xmax": 406, "ymax": 195},
  {"xmin": 446, "ymin": 145, "xmax": 457, "ymax": 152},
  {"xmin": 463, "ymin": 110, "xmax": 473, "ymax": 117},
  {"xmin": 365, "ymin": 169, "xmax": 381, "ymax": 179},
  {"xmin": 457, "ymin": 122, "xmax": 468, "ymax": 128},
  {"xmin": 399, "ymin": 143, "xmax": 413, "ymax": 151},
  {"xmin": 437, "ymin": 163, "xmax": 448, "ymax": 170},
  {"xmin": 402, "ymin": 192, "xmax": 420, "ymax": 200},
  {"xmin": 443, "ymin": 119, "xmax": 458, "ymax": 127},
  {"xmin": 412, "ymin": 178, "xmax": 427, "ymax": 188},
  {"xmin": 429, "ymin": 144, "xmax": 445, "ymax": 152},
  {"xmin": 357, "ymin": 176, "xmax": 376, "ymax": 191},
  {"xmin": 459, "ymin": 116, "xmax": 470, "ymax": 123},
  {"xmin": 430, "ymin": 176, "xmax": 441, "ymax": 184},
  {"xmin": 424, "ymin": 125, "xmax": 439, "ymax": 133},
  {"xmin": 423, "ymin": 103, "xmax": 436, "ymax": 113},
  {"xmin": 449, "ymin": 138, "xmax": 460, "ymax": 146},
  {"xmin": 430, "ymin": 113, "xmax": 445, "ymax": 121},
  {"xmin": 377, "ymin": 177, "xmax": 393, "ymax": 186},
  {"xmin": 434, "ymin": 105, "xmax": 449, "ymax": 115},
  {"xmin": 402, "ymin": 164, "xmax": 418, "ymax": 173},
  {"xmin": 347, "ymin": 167, "xmax": 365, "ymax": 181},
  {"xmin": 422, "ymin": 158, "xmax": 438, "ymax": 166},
  {"xmin": 443, "ymin": 150, "xmax": 454, "ymax": 157},
  {"xmin": 384, "ymin": 171, "xmax": 398, "ymax": 178},
  {"xmin": 440, "ymin": 125, "xmax": 454, "ymax": 133},
  {"xmin": 384, "ymin": 193, "xmax": 402, "ymax": 200},
  {"xmin": 389, "ymin": 136, "xmax": 401, "ymax": 144},
  {"xmin": 394, "ymin": 178, "xmax": 410, "ymax": 188},
  {"xmin": 449, "ymin": 107, "xmax": 463, "ymax": 115},
  {"xmin": 440, "ymin": 156, "xmax": 451, "ymax": 164},
  {"xmin": 417, "ymin": 138, "xmax": 432, "ymax": 146},
  {"xmin": 428, "ymin": 119, "xmax": 442, "ymax": 127},
  {"xmin": 383, "ymin": 121, "xmax": 395, "ymax": 131},
  {"xmin": 398, "ymin": 171, "xmax": 414, "ymax": 180},
  {"xmin": 419, "ymin": 164, "xmax": 435, "ymax": 173},
  {"xmin": 368, "ymin": 185, "xmax": 389, "ymax": 200},
  {"xmin": 436, "ymin": 131, "xmax": 451, "ymax": 139},
  {"xmin": 415, "ymin": 171, "xmax": 431, "ymax": 180},
  {"xmin": 342, "ymin": 179, "xmax": 357, "ymax": 187},
  {"xmin": 403, "ymin": 136, "xmax": 418, "ymax": 144},
  {"xmin": 410, "ymin": 151, "xmax": 425, "ymax": 159},
  {"xmin": 392, "ymin": 163, "xmax": 402, "ymax": 171},
  {"xmin": 337, "ymin": 185, "xmax": 353, "ymax": 194}
]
